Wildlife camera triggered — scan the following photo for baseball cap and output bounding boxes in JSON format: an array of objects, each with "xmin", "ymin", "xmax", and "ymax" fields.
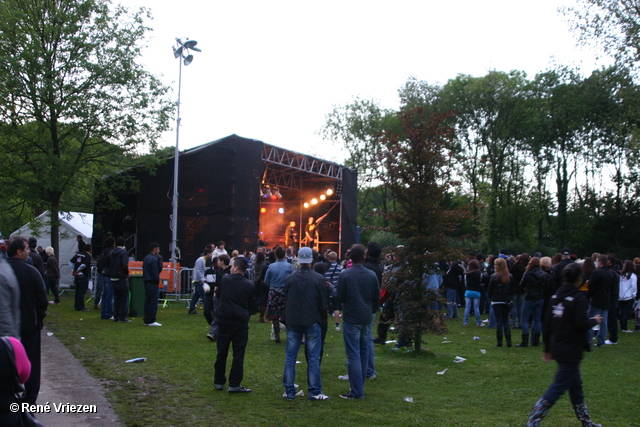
[
  {"xmin": 297, "ymin": 247, "xmax": 313, "ymax": 264},
  {"xmin": 561, "ymin": 247, "xmax": 571, "ymax": 256}
]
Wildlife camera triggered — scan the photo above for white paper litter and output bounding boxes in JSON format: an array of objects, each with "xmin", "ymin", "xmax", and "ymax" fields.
[
  {"xmin": 437, "ymin": 369, "xmax": 448, "ymax": 375},
  {"xmin": 46, "ymin": 332, "xmax": 53, "ymax": 336},
  {"xmin": 404, "ymin": 397, "xmax": 414, "ymax": 403}
]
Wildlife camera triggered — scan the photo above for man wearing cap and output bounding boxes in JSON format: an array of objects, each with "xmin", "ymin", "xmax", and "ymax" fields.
[
  {"xmin": 551, "ymin": 247, "xmax": 574, "ymax": 295},
  {"xmin": 336, "ymin": 244, "xmax": 380, "ymax": 399},
  {"xmin": 281, "ymin": 246, "xmax": 329, "ymax": 400}
]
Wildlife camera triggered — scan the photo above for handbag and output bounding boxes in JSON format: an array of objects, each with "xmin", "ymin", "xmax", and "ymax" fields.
[{"xmin": 1, "ymin": 337, "xmax": 45, "ymax": 427}]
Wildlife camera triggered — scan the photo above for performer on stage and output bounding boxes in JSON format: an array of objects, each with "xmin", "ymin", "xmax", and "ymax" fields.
[
  {"xmin": 285, "ymin": 221, "xmax": 297, "ymax": 250},
  {"xmin": 302, "ymin": 212, "xmax": 328, "ymax": 250}
]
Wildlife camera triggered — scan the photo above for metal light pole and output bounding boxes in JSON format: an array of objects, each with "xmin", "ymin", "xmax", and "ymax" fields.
[{"xmin": 170, "ymin": 37, "xmax": 201, "ymax": 266}]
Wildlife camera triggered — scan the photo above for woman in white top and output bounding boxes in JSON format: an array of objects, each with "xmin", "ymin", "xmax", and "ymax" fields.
[
  {"xmin": 618, "ymin": 260, "xmax": 637, "ymax": 333},
  {"xmin": 212, "ymin": 241, "xmax": 228, "ymax": 259}
]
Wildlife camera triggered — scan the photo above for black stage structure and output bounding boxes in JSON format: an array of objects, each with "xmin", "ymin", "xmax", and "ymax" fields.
[{"xmin": 93, "ymin": 134, "xmax": 357, "ymax": 266}]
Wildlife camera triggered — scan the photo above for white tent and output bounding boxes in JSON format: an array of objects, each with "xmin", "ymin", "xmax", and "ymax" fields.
[{"xmin": 11, "ymin": 211, "xmax": 93, "ymax": 286}]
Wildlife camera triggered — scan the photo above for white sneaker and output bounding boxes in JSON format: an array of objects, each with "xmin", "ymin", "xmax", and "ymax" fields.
[
  {"xmin": 335, "ymin": 325, "xmax": 341, "ymax": 331},
  {"xmin": 145, "ymin": 322, "xmax": 162, "ymax": 326},
  {"xmin": 604, "ymin": 340, "xmax": 617, "ymax": 345},
  {"xmin": 338, "ymin": 374, "xmax": 349, "ymax": 380},
  {"xmin": 308, "ymin": 393, "xmax": 330, "ymax": 400}
]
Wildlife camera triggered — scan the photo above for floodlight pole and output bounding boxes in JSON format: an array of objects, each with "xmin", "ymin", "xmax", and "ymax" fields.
[
  {"xmin": 170, "ymin": 37, "xmax": 200, "ymax": 271},
  {"xmin": 170, "ymin": 51, "xmax": 183, "ymax": 266}
]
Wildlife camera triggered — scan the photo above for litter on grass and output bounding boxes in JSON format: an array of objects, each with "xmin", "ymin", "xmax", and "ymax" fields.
[
  {"xmin": 454, "ymin": 356, "xmax": 467, "ymax": 363},
  {"xmin": 441, "ymin": 341, "xmax": 453, "ymax": 343},
  {"xmin": 480, "ymin": 349, "xmax": 487, "ymax": 354},
  {"xmin": 437, "ymin": 369, "xmax": 448, "ymax": 375},
  {"xmin": 473, "ymin": 336, "xmax": 480, "ymax": 340},
  {"xmin": 404, "ymin": 397, "xmax": 414, "ymax": 403},
  {"xmin": 46, "ymin": 332, "xmax": 53, "ymax": 336},
  {"xmin": 125, "ymin": 358, "xmax": 147, "ymax": 363}
]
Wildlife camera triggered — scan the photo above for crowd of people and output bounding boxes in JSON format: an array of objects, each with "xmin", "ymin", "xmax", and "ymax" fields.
[
  {"xmin": 189, "ymin": 240, "xmax": 381, "ymax": 400},
  {"xmin": 436, "ymin": 247, "xmax": 637, "ymax": 427},
  {"xmin": 2, "ymin": 232, "xmax": 638, "ymax": 423}
]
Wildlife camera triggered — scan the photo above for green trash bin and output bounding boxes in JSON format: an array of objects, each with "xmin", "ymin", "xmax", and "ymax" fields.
[{"xmin": 128, "ymin": 275, "xmax": 145, "ymax": 318}]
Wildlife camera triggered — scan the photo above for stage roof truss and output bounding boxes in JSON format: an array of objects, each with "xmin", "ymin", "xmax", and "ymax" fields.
[{"xmin": 262, "ymin": 144, "xmax": 343, "ymax": 181}]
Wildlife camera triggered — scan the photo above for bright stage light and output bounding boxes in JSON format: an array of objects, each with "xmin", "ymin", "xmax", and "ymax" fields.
[
  {"xmin": 311, "ymin": 198, "xmax": 318, "ymax": 205},
  {"xmin": 326, "ymin": 189, "xmax": 333, "ymax": 196},
  {"xmin": 278, "ymin": 208, "xmax": 284, "ymax": 214},
  {"xmin": 260, "ymin": 207, "xmax": 267, "ymax": 213},
  {"xmin": 320, "ymin": 194, "xmax": 326, "ymax": 201},
  {"xmin": 304, "ymin": 202, "xmax": 309, "ymax": 208}
]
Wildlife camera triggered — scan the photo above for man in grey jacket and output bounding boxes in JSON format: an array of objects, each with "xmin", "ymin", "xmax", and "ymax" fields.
[
  {"xmin": 0, "ymin": 256, "xmax": 20, "ymax": 337},
  {"xmin": 336, "ymin": 244, "xmax": 380, "ymax": 399}
]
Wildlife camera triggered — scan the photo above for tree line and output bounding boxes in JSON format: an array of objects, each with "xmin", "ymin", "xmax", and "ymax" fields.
[{"xmin": 322, "ymin": 65, "xmax": 640, "ymax": 259}]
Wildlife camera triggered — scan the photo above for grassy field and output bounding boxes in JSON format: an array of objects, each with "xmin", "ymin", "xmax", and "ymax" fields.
[{"xmin": 44, "ymin": 293, "xmax": 640, "ymax": 427}]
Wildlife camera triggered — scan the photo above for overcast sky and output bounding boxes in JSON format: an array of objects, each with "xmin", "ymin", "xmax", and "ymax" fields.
[{"xmin": 120, "ymin": 0, "xmax": 606, "ymax": 162}]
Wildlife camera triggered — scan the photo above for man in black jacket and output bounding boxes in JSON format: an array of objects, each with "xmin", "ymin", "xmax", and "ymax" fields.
[
  {"xmin": 7, "ymin": 236, "xmax": 48, "ymax": 404},
  {"xmin": 282, "ymin": 246, "xmax": 329, "ymax": 400},
  {"xmin": 110, "ymin": 237, "xmax": 130, "ymax": 323},
  {"xmin": 70, "ymin": 244, "xmax": 92, "ymax": 311},
  {"xmin": 142, "ymin": 242, "xmax": 163, "ymax": 326},
  {"xmin": 213, "ymin": 257, "xmax": 258, "ymax": 393},
  {"xmin": 588, "ymin": 255, "xmax": 612, "ymax": 348}
]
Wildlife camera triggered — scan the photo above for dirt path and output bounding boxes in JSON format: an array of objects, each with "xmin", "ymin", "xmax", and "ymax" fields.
[{"xmin": 35, "ymin": 328, "xmax": 124, "ymax": 427}]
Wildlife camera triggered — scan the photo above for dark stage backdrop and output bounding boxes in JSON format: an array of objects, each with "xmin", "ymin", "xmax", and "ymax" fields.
[{"xmin": 94, "ymin": 134, "xmax": 356, "ymax": 266}]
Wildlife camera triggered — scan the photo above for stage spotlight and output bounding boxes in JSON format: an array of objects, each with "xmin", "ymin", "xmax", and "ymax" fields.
[
  {"xmin": 320, "ymin": 194, "xmax": 326, "ymax": 201},
  {"xmin": 311, "ymin": 198, "xmax": 318, "ymax": 205},
  {"xmin": 260, "ymin": 207, "xmax": 267, "ymax": 214},
  {"xmin": 278, "ymin": 208, "xmax": 284, "ymax": 214},
  {"xmin": 326, "ymin": 188, "xmax": 334, "ymax": 196},
  {"xmin": 304, "ymin": 202, "xmax": 309, "ymax": 208}
]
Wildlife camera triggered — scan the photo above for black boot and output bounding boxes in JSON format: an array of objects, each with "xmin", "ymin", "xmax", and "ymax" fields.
[
  {"xmin": 516, "ymin": 333, "xmax": 529, "ymax": 347},
  {"xmin": 531, "ymin": 333, "xmax": 541, "ymax": 347},
  {"xmin": 527, "ymin": 397, "xmax": 553, "ymax": 427},
  {"xmin": 573, "ymin": 403, "xmax": 602, "ymax": 427},
  {"xmin": 505, "ymin": 331, "xmax": 512, "ymax": 347},
  {"xmin": 496, "ymin": 331, "xmax": 503, "ymax": 347}
]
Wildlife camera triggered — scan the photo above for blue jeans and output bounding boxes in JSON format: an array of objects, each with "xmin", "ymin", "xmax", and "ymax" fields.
[
  {"xmin": 488, "ymin": 304, "xmax": 496, "ymax": 328},
  {"xmin": 342, "ymin": 320, "xmax": 371, "ymax": 398},
  {"xmin": 588, "ymin": 306, "xmax": 608, "ymax": 346},
  {"xmin": 189, "ymin": 282, "xmax": 204, "ymax": 312},
  {"xmin": 284, "ymin": 323, "xmax": 322, "ymax": 397},
  {"xmin": 101, "ymin": 276, "xmax": 114, "ymax": 319},
  {"xmin": 464, "ymin": 297, "xmax": 481, "ymax": 325},
  {"xmin": 543, "ymin": 361, "xmax": 584, "ymax": 405},
  {"xmin": 446, "ymin": 288, "xmax": 458, "ymax": 318},
  {"xmin": 521, "ymin": 299, "xmax": 544, "ymax": 335},
  {"xmin": 367, "ymin": 313, "xmax": 376, "ymax": 378},
  {"xmin": 511, "ymin": 293, "xmax": 524, "ymax": 325}
]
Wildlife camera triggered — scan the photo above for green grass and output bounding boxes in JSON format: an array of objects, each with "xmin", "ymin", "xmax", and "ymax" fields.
[{"xmin": 45, "ymin": 293, "xmax": 640, "ymax": 426}]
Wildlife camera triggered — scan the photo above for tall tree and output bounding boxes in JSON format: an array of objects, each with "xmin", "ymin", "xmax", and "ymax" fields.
[
  {"xmin": 564, "ymin": 0, "xmax": 640, "ymax": 66},
  {"xmin": 321, "ymin": 97, "xmax": 398, "ymax": 227},
  {"xmin": 0, "ymin": 0, "xmax": 172, "ymax": 254},
  {"xmin": 379, "ymin": 106, "xmax": 464, "ymax": 352},
  {"xmin": 440, "ymin": 71, "xmax": 530, "ymax": 251}
]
